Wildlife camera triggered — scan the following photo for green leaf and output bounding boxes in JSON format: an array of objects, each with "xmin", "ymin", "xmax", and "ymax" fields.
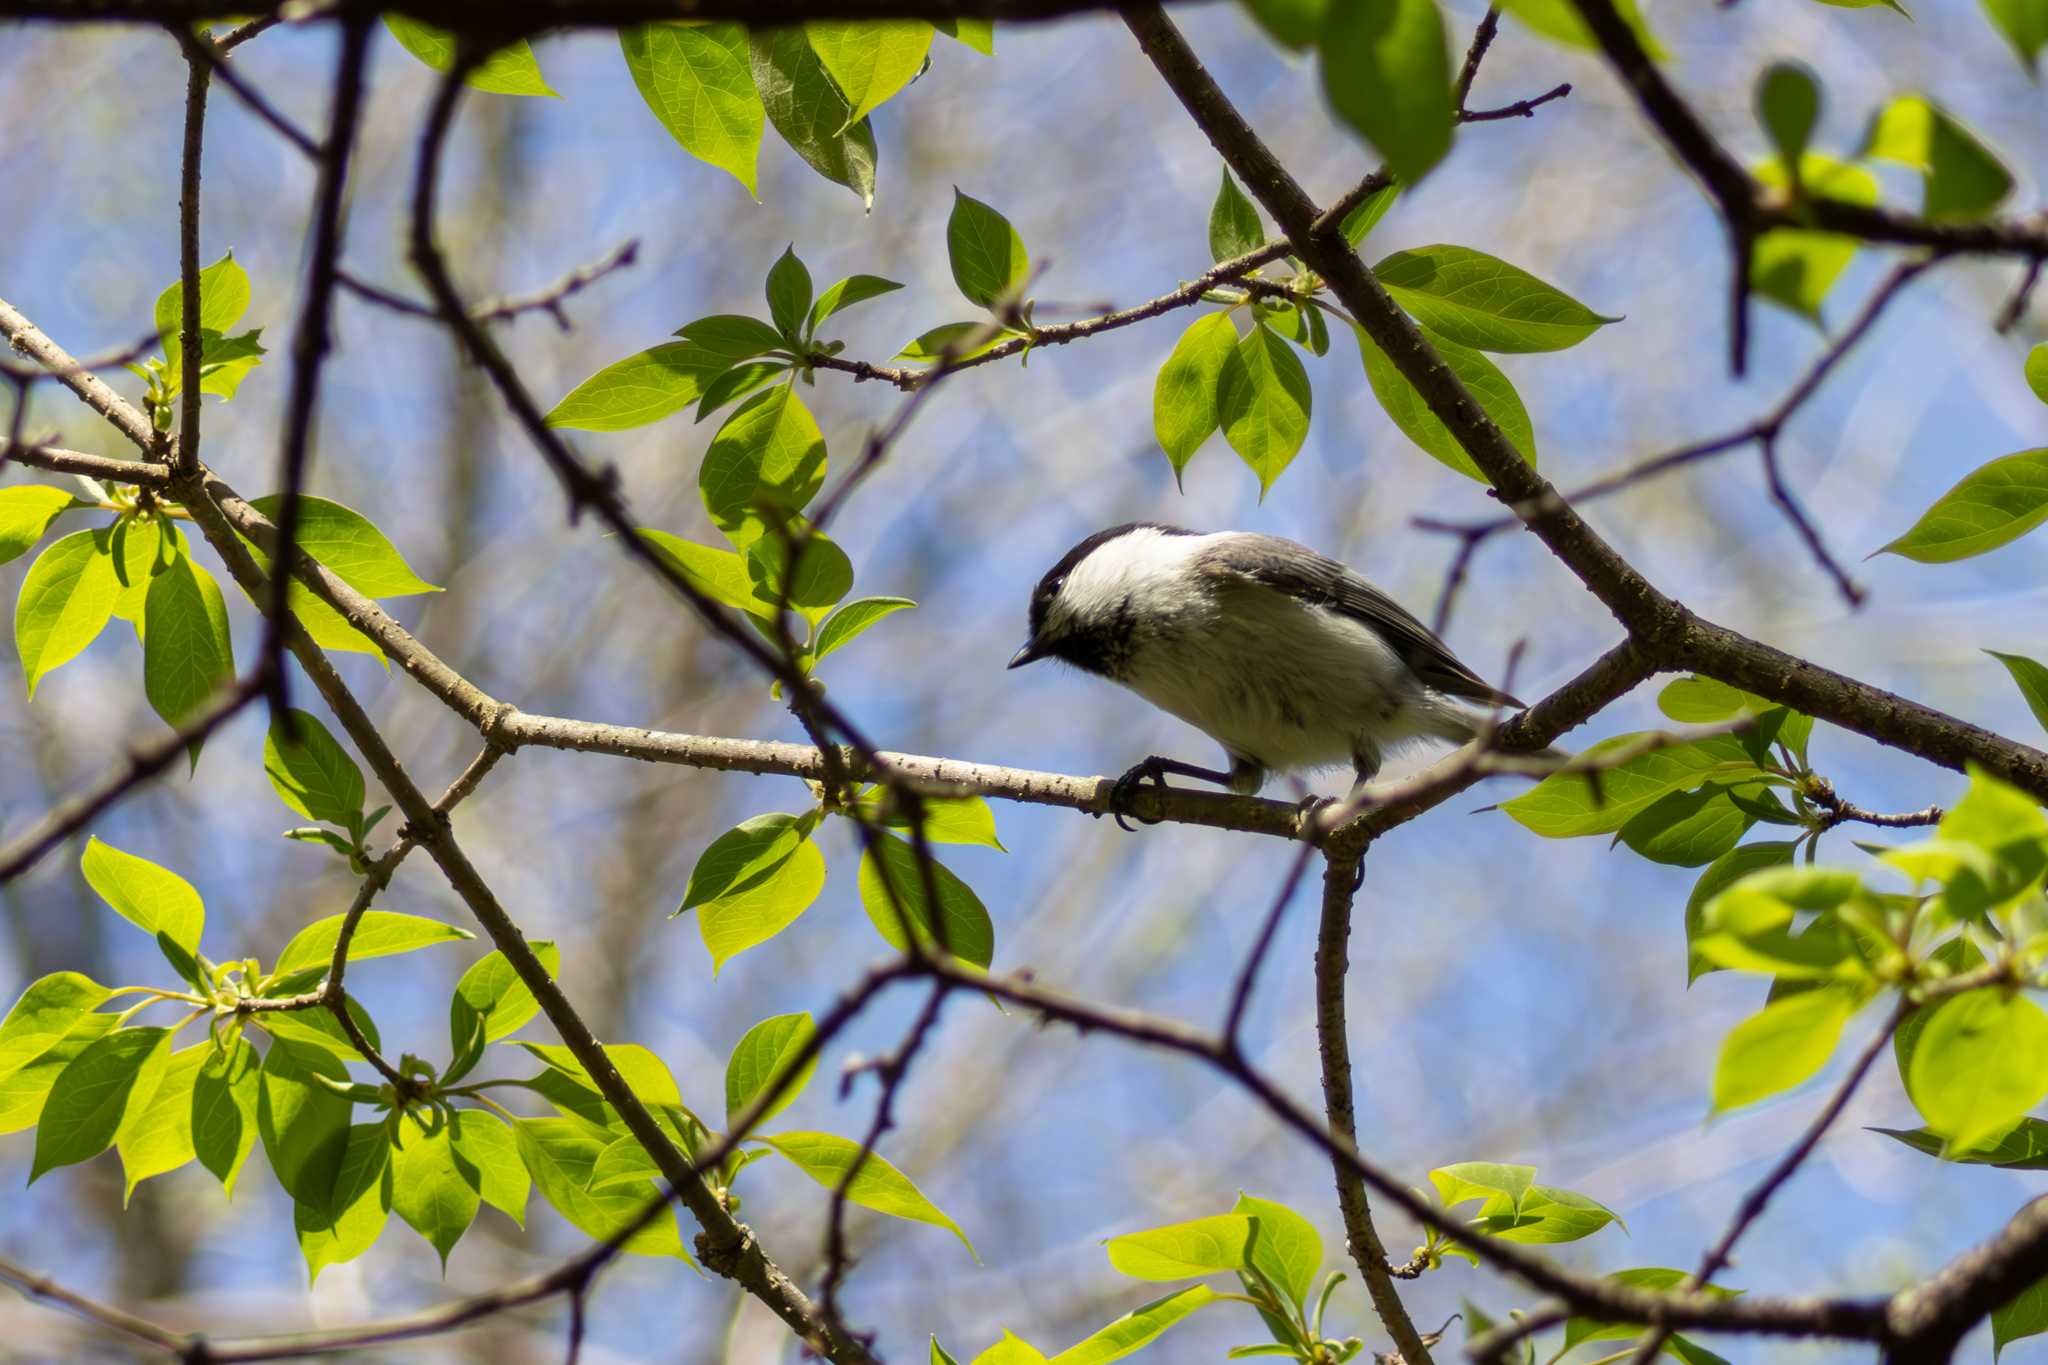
[
  {"xmin": 117, "ymin": 1042, "xmax": 206, "ymax": 1199},
  {"xmin": 295, "ymin": 1122, "xmax": 393, "ymax": 1282},
  {"xmin": 974, "ymin": 1333, "xmax": 1049, "ymax": 1365},
  {"xmin": 1872, "ymin": 1118, "xmax": 2048, "ymax": 1169},
  {"xmin": 1471, "ymin": 1184, "xmax": 1621, "ymax": 1244},
  {"xmin": 253, "ymin": 997, "xmax": 382, "ymax": 1064},
  {"xmin": 677, "ymin": 311, "xmax": 789, "ymax": 359},
  {"xmin": 1983, "ymin": 0, "xmax": 2048, "ymax": 69},
  {"xmin": 804, "ymin": 21, "xmax": 934, "ymax": 126},
  {"xmin": 263, "ymin": 708, "xmax": 365, "ymax": 828},
  {"xmin": 30, "ymin": 1026, "xmax": 170, "ymax": 1181},
  {"xmin": 155, "ymin": 253, "xmax": 255, "ymax": 391},
  {"xmin": 1209, "ymin": 169, "xmax": 1266, "ymax": 263},
  {"xmin": 1153, "ymin": 312, "xmax": 1238, "ymax": 479},
  {"xmin": 246, "ymin": 495, "xmax": 439, "ymax": 597},
  {"xmin": 1106, "ymin": 1213, "xmax": 1255, "ymax": 1281},
  {"xmin": 1657, "ymin": 675, "xmax": 1814, "ymax": 757},
  {"xmin": 815, "ymin": 596, "xmax": 916, "ymax": 661},
  {"xmin": 1617, "ymin": 784, "xmax": 1765, "ymax": 868},
  {"xmin": 694, "ymin": 359, "xmax": 790, "ymax": 422},
  {"xmin": 743, "ymin": 526, "xmax": 854, "ymax": 626},
  {"xmin": 750, "ymin": 29, "xmax": 879, "ymax": 208},
  {"xmin": 142, "ymin": 552, "xmax": 233, "ymax": 755},
  {"xmin": 1355, "ymin": 321, "xmax": 1535, "ymax": 481},
  {"xmin": 699, "ymin": 387, "xmax": 828, "ymax": 548},
  {"xmin": 191, "ymin": 1033, "xmax": 260, "ymax": 1194},
  {"xmin": 766, "ymin": 246, "xmax": 814, "ymax": 340},
  {"xmin": 545, "ymin": 342, "xmax": 738, "ymax": 431},
  {"xmin": 894, "ymin": 321, "xmax": 1015, "ymax": 365},
  {"xmin": 450, "ymin": 1109, "xmax": 528, "ymax": 1227},
  {"xmin": 762, "ymin": 1129, "xmax": 974, "ymax": 1254},
  {"xmin": 1863, "ymin": 94, "xmax": 2013, "ymax": 222},
  {"xmin": 1875, "ymin": 449, "xmax": 2048, "ymax": 563},
  {"xmin": 858, "ymin": 831, "xmax": 995, "ymax": 968},
  {"xmin": 391, "ymin": 1115, "xmax": 481, "ymax": 1268},
  {"xmin": 515, "ymin": 1117, "xmax": 688, "ymax": 1258},
  {"xmin": 1375, "ymin": 244, "xmax": 1615, "ymax": 352},
  {"xmin": 259, "ymin": 1039, "xmax": 353, "ymax": 1206},
  {"xmin": 0, "ymin": 486, "xmax": 84, "ymax": 567},
  {"xmin": 1217, "ymin": 323, "xmax": 1312, "ymax": 494},
  {"xmin": 0, "ymin": 1010, "xmax": 116, "ymax": 1135},
  {"xmin": 862, "ymin": 790, "xmax": 1007, "ymax": 850},
  {"xmin": 382, "ymin": 15, "xmax": 556, "ymax": 96},
  {"xmin": 638, "ymin": 529, "xmax": 778, "ymax": 621},
  {"xmin": 1501, "ymin": 733, "xmax": 1762, "ymax": 838},
  {"xmin": 15, "ymin": 526, "xmax": 120, "ymax": 697},
  {"xmin": 1752, "ymin": 155, "xmax": 1880, "ymax": 321},
  {"xmin": 621, "ymin": 23, "xmax": 763, "ymax": 195},
  {"xmin": 1432, "ymin": 1161, "xmax": 1535, "ymax": 1213},
  {"xmin": 1340, "ymin": 181, "xmax": 1400, "ymax": 245},
  {"xmin": 936, "ymin": 18, "xmax": 995, "ymax": 53},
  {"xmin": 80, "ymin": 837, "xmax": 205, "ymax": 965},
  {"xmin": 1495, "ymin": 0, "xmax": 1665, "ymax": 52},
  {"xmin": 1908, "ymin": 989, "xmax": 2048, "ymax": 1151},
  {"xmin": 1695, "ymin": 865, "xmax": 1869, "ymax": 979},
  {"xmin": 0, "ymin": 973, "xmax": 111, "ymax": 1083},
  {"xmin": 1713, "ymin": 988, "xmax": 1856, "ymax": 1111},
  {"xmin": 1756, "ymin": 63, "xmax": 1819, "ymax": 168},
  {"xmin": 1988, "ymin": 651, "xmax": 2048, "ymax": 739},
  {"xmin": 934, "ymin": 1338, "xmax": 967, "ymax": 1365},
  {"xmin": 809, "ymin": 275, "xmax": 904, "ymax": 334},
  {"xmin": 1685, "ymin": 841, "xmax": 1796, "ymax": 983},
  {"xmin": 270, "ymin": 911, "xmax": 473, "ymax": 986},
  {"xmin": 1231, "ymin": 1194, "xmax": 1320, "ymax": 1310},
  {"xmin": 587, "ymin": 1133, "xmax": 665, "ymax": 1191},
  {"xmin": 948, "ymin": 189, "xmax": 1030, "ymax": 310},
  {"xmin": 1243, "ymin": 0, "xmax": 1328, "ymax": 46},
  {"xmin": 109, "ymin": 515, "xmax": 167, "ymax": 626},
  {"xmin": 516, "ymin": 1041, "xmax": 686, "ymax": 1112},
  {"xmin": 1996, "ymin": 1274, "xmax": 2048, "ymax": 1360},
  {"xmin": 726, "ymin": 1012, "xmax": 818, "ymax": 1128},
  {"xmin": 446, "ymin": 942, "xmax": 560, "ymax": 1086},
  {"xmin": 1319, "ymin": 0, "xmax": 1454, "ymax": 184},
  {"xmin": 1047, "ymin": 1286, "xmax": 1216, "ymax": 1365},
  {"xmin": 680, "ymin": 812, "xmax": 828, "ymax": 969}
]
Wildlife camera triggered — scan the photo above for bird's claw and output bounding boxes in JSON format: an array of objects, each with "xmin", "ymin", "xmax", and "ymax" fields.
[{"xmin": 1109, "ymin": 760, "xmax": 1171, "ymax": 832}]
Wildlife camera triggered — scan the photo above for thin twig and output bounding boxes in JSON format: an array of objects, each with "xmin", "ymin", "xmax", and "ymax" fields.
[
  {"xmin": 260, "ymin": 15, "xmax": 371, "ymax": 723},
  {"xmin": 334, "ymin": 240, "xmax": 640, "ymax": 330}
]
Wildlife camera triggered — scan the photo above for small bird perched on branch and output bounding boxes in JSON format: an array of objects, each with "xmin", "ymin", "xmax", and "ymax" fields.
[{"xmin": 1008, "ymin": 523, "xmax": 1526, "ymax": 821}]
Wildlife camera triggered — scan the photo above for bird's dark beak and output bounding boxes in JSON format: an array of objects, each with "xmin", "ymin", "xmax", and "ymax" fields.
[{"xmin": 1007, "ymin": 640, "xmax": 1045, "ymax": 669}]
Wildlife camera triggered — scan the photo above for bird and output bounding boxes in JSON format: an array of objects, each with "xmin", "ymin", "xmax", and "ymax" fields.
[{"xmin": 1007, "ymin": 523, "xmax": 1526, "ymax": 817}]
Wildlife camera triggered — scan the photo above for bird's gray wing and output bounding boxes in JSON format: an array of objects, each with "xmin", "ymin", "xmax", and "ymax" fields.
[{"xmin": 1198, "ymin": 534, "xmax": 1522, "ymax": 707}]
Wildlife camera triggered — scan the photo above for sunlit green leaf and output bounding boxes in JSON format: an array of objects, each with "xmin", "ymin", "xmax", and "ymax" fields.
[
  {"xmin": 726, "ymin": 1012, "xmax": 818, "ymax": 1129},
  {"xmin": 1863, "ymin": 94, "xmax": 2013, "ymax": 221},
  {"xmin": 80, "ymin": 837, "xmax": 204, "ymax": 964},
  {"xmin": 1217, "ymin": 323, "xmax": 1311, "ymax": 494},
  {"xmin": 1209, "ymin": 169, "xmax": 1266, "ymax": 263},
  {"xmin": 750, "ymin": 29, "xmax": 878, "ymax": 207},
  {"xmin": 545, "ymin": 342, "xmax": 738, "ymax": 431},
  {"xmin": 191, "ymin": 1033, "xmax": 260, "ymax": 1194},
  {"xmin": 1356, "ymin": 321, "xmax": 1535, "ymax": 480},
  {"xmin": 1875, "ymin": 449, "xmax": 2048, "ymax": 563},
  {"xmin": 295, "ymin": 1122, "xmax": 392, "ymax": 1282},
  {"xmin": 815, "ymin": 596, "xmax": 916, "ymax": 661},
  {"xmin": 1714, "ymin": 989, "xmax": 1856, "ymax": 1111},
  {"xmin": 263, "ymin": 708, "xmax": 364, "ymax": 829},
  {"xmin": 1320, "ymin": 0, "xmax": 1454, "ymax": 183},
  {"xmin": 857, "ymin": 831, "xmax": 995, "ymax": 968},
  {"xmin": 0, "ymin": 486, "xmax": 84, "ymax": 567},
  {"xmin": 763, "ymin": 1129, "xmax": 974, "ymax": 1254},
  {"xmin": 117, "ymin": 1042, "xmax": 206, "ymax": 1199},
  {"xmin": 638, "ymin": 530, "xmax": 777, "ymax": 621},
  {"xmin": 1983, "ymin": 0, "xmax": 2048, "ymax": 70},
  {"xmin": 516, "ymin": 1117, "xmax": 689, "ymax": 1258},
  {"xmin": 1154, "ymin": 312, "xmax": 1238, "ymax": 480},
  {"xmin": 383, "ymin": 14, "xmax": 556, "ymax": 96},
  {"xmin": 1375, "ymin": 245, "xmax": 1616, "ymax": 352},
  {"xmin": 804, "ymin": 20, "xmax": 934, "ymax": 126},
  {"xmin": 948, "ymin": 189, "xmax": 1030, "ymax": 309},
  {"xmin": 1752, "ymin": 155, "xmax": 1880, "ymax": 321},
  {"xmin": 621, "ymin": 22, "xmax": 762, "ymax": 195},
  {"xmin": 15, "ymin": 527, "xmax": 120, "ymax": 697},
  {"xmin": 1047, "ymin": 1286, "xmax": 1216, "ymax": 1365},
  {"xmin": 1502, "ymin": 734, "xmax": 1762, "ymax": 838},
  {"xmin": 30, "ymin": 1026, "xmax": 170, "ymax": 1181},
  {"xmin": 1909, "ymin": 989, "xmax": 2048, "ymax": 1151},
  {"xmin": 391, "ymin": 1115, "xmax": 481, "ymax": 1268},
  {"xmin": 1106, "ymin": 1213, "xmax": 1255, "ymax": 1281},
  {"xmin": 450, "ymin": 1109, "xmax": 528, "ymax": 1227},
  {"xmin": 699, "ymin": 386, "xmax": 828, "ymax": 547}
]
